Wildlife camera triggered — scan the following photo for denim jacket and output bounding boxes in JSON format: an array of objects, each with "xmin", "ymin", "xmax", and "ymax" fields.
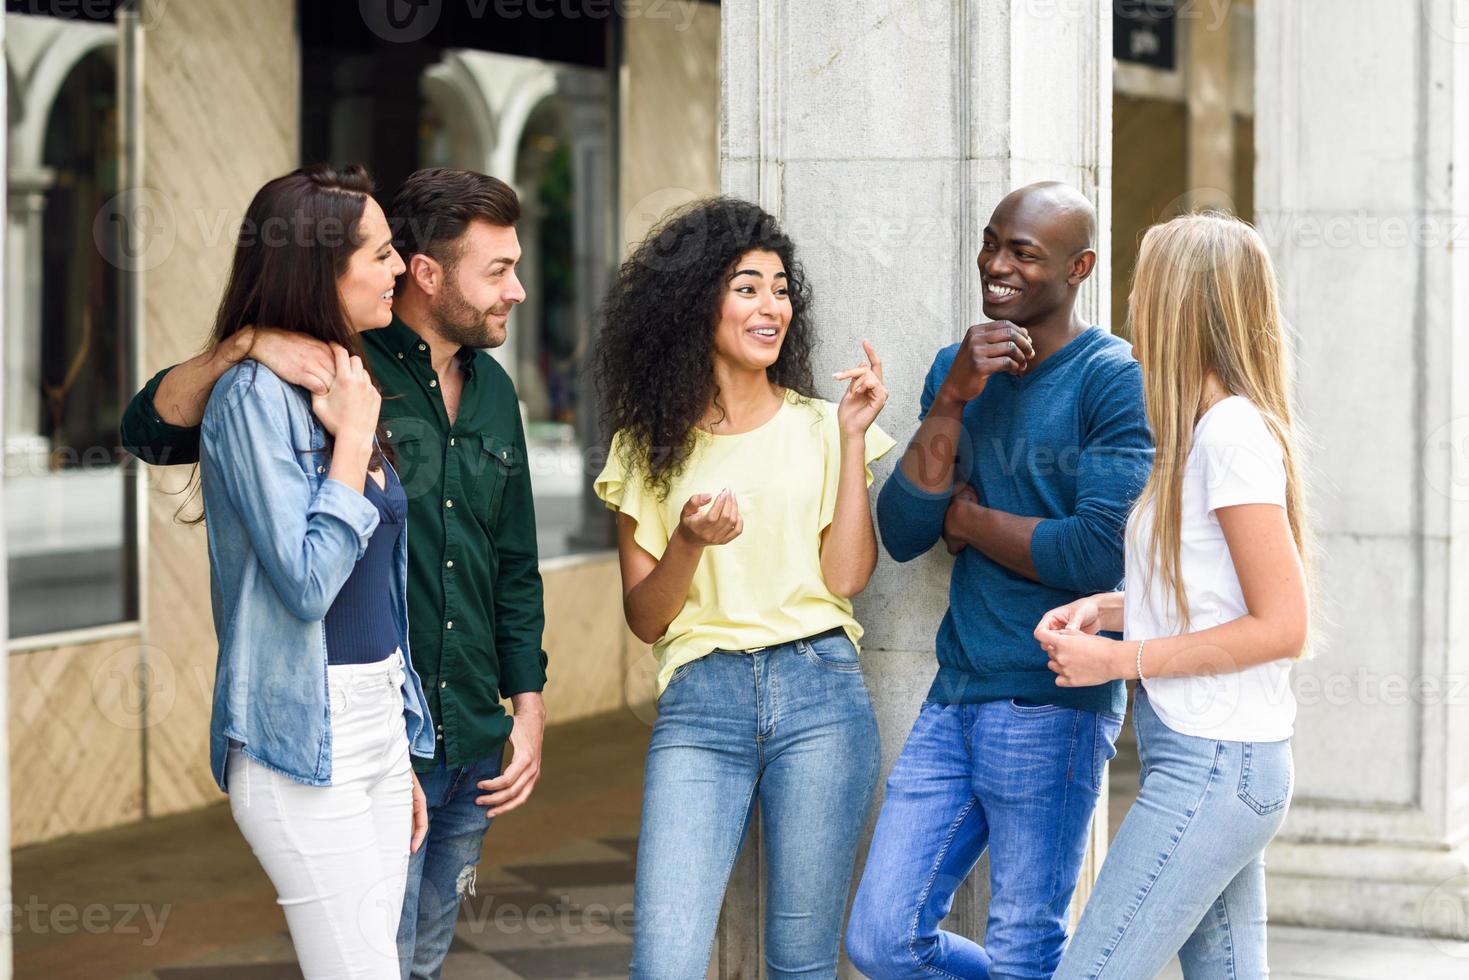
[{"xmin": 200, "ymin": 360, "xmax": 436, "ymax": 791}]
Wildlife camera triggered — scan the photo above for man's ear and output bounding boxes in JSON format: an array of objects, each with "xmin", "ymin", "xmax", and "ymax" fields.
[
  {"xmin": 407, "ymin": 252, "xmax": 441, "ymax": 296},
  {"xmin": 1068, "ymin": 248, "xmax": 1098, "ymax": 286}
]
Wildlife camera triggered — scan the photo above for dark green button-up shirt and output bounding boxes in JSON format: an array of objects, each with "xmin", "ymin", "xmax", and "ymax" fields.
[{"xmin": 120, "ymin": 316, "xmax": 548, "ymax": 773}]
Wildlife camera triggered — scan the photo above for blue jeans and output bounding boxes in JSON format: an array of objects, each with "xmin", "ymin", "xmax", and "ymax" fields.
[
  {"xmin": 846, "ymin": 698, "xmax": 1122, "ymax": 980},
  {"xmin": 631, "ymin": 630, "xmax": 881, "ymax": 979},
  {"xmin": 396, "ymin": 751, "xmax": 503, "ymax": 980},
  {"xmin": 1054, "ymin": 689, "xmax": 1293, "ymax": 979}
]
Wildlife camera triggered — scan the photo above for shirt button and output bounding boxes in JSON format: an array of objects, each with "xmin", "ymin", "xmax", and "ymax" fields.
[
  {"xmin": 436, "ymin": 733, "xmax": 443, "ymax": 740},
  {"xmin": 445, "ymin": 499, "xmax": 454, "ymax": 508},
  {"xmin": 440, "ymin": 681, "xmax": 447, "ymax": 689},
  {"xmin": 446, "ymin": 621, "xmax": 453, "ymax": 630},
  {"xmin": 449, "ymin": 437, "xmax": 456, "ymax": 446},
  {"xmin": 446, "ymin": 560, "xmax": 454, "ymax": 569},
  {"xmin": 429, "ymin": 379, "xmax": 438, "ymax": 388},
  {"xmin": 397, "ymin": 352, "xmax": 404, "ymax": 359},
  {"xmin": 384, "ymin": 429, "xmax": 392, "ymax": 438},
  {"xmin": 418, "ymin": 343, "xmax": 427, "ymax": 351},
  {"xmin": 316, "ymin": 465, "xmax": 325, "ymax": 474}
]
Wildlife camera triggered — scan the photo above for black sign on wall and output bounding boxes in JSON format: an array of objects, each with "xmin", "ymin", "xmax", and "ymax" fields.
[{"xmin": 1114, "ymin": 0, "xmax": 1178, "ymax": 70}]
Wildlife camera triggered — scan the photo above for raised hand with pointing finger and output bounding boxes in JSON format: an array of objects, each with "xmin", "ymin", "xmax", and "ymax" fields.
[{"xmin": 833, "ymin": 339, "xmax": 890, "ymax": 437}]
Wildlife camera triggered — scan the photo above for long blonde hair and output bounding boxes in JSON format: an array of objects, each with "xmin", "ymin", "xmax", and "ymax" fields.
[{"xmin": 1129, "ymin": 212, "xmax": 1313, "ymax": 634}]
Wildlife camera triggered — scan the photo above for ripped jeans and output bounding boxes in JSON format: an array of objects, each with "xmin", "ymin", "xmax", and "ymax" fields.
[{"xmin": 396, "ymin": 750, "xmax": 503, "ymax": 980}]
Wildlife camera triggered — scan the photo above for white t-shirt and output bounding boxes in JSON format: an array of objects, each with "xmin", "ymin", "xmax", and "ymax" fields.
[{"xmin": 1124, "ymin": 396, "xmax": 1296, "ymax": 742}]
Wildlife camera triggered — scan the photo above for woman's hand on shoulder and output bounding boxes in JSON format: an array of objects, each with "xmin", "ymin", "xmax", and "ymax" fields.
[
  {"xmin": 833, "ymin": 340, "xmax": 889, "ymax": 437},
  {"xmin": 311, "ymin": 344, "xmax": 380, "ymax": 438},
  {"xmin": 674, "ymin": 489, "xmax": 743, "ymax": 548}
]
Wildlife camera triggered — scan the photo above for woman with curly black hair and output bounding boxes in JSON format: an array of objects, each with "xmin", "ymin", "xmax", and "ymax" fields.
[{"xmin": 593, "ymin": 198, "xmax": 895, "ymax": 978}]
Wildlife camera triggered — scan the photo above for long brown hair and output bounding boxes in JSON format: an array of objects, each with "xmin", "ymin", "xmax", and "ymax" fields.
[
  {"xmin": 180, "ymin": 164, "xmax": 390, "ymax": 521},
  {"xmin": 1129, "ymin": 212, "xmax": 1314, "ymax": 639}
]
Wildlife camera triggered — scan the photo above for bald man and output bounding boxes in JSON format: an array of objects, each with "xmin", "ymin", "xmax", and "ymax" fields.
[{"xmin": 845, "ymin": 183, "xmax": 1154, "ymax": 979}]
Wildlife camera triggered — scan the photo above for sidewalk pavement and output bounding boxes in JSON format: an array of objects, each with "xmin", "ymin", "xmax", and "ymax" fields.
[{"xmin": 12, "ymin": 709, "xmax": 1465, "ymax": 979}]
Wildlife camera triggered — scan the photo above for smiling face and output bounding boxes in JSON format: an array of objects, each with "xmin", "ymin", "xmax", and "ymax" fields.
[
  {"xmin": 711, "ymin": 250, "xmax": 792, "ymax": 375},
  {"xmin": 338, "ymin": 197, "xmax": 406, "ymax": 332},
  {"xmin": 428, "ymin": 220, "xmax": 526, "ymax": 349},
  {"xmin": 977, "ymin": 188, "xmax": 1095, "ymax": 327}
]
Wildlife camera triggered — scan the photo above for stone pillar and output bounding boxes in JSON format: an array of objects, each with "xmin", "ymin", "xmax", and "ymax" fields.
[
  {"xmin": 561, "ymin": 70, "xmax": 617, "ymax": 552},
  {"xmin": 1255, "ymin": 0, "xmax": 1469, "ymax": 940},
  {"xmin": 4, "ymin": 168, "xmax": 54, "ymax": 472},
  {"xmin": 717, "ymin": 3, "xmax": 1112, "ymax": 974}
]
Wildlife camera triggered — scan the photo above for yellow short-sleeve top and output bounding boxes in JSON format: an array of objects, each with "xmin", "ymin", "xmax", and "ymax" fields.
[{"xmin": 594, "ymin": 391, "xmax": 897, "ymax": 696}]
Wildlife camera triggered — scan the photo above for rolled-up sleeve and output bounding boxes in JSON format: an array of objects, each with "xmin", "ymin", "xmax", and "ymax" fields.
[{"xmin": 119, "ymin": 366, "xmax": 202, "ymax": 466}]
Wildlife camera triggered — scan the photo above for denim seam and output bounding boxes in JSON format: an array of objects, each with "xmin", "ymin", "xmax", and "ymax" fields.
[
  {"xmin": 1213, "ymin": 889, "xmax": 1238, "ymax": 980},
  {"xmin": 903, "ymin": 796, "xmax": 980, "ymax": 980},
  {"xmin": 702, "ymin": 779, "xmax": 762, "ymax": 973},
  {"xmin": 1088, "ymin": 740, "xmax": 1226, "ymax": 978},
  {"xmin": 1053, "ymin": 709, "xmax": 1083, "ymax": 904}
]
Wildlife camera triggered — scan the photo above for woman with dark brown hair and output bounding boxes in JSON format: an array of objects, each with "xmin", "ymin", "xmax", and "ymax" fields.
[{"xmin": 198, "ymin": 164, "xmax": 436, "ymax": 978}]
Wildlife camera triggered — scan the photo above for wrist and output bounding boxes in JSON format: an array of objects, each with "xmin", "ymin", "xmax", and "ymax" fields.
[
  {"xmin": 672, "ymin": 524, "xmax": 707, "ymax": 552},
  {"xmin": 334, "ymin": 426, "xmax": 375, "ymax": 452},
  {"xmin": 215, "ymin": 328, "xmax": 255, "ymax": 369},
  {"xmin": 510, "ymin": 692, "xmax": 546, "ymax": 718},
  {"xmin": 839, "ymin": 429, "xmax": 867, "ymax": 450},
  {"xmin": 1112, "ymin": 638, "xmax": 1137, "ymax": 681},
  {"xmin": 932, "ymin": 384, "xmax": 974, "ymax": 416}
]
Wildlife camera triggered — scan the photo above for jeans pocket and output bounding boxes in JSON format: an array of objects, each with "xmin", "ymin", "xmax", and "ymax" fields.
[
  {"xmin": 1237, "ymin": 741, "xmax": 1294, "ymax": 815},
  {"xmin": 1006, "ymin": 697, "xmax": 1066, "ymax": 715},
  {"xmin": 800, "ymin": 631, "xmax": 862, "ymax": 672},
  {"xmin": 664, "ymin": 659, "xmax": 696, "ymax": 690}
]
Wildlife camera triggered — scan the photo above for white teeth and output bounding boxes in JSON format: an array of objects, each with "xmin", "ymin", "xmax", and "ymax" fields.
[
  {"xmin": 987, "ymin": 282, "xmax": 1018, "ymax": 297},
  {"xmin": 752, "ymin": 328, "xmax": 778, "ymax": 337}
]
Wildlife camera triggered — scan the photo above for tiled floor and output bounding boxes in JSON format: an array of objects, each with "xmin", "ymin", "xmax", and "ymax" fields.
[{"xmin": 14, "ymin": 706, "xmax": 1469, "ymax": 979}]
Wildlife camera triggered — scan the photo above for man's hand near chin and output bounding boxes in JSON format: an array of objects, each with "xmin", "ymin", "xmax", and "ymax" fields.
[{"xmin": 474, "ymin": 692, "xmax": 546, "ymax": 819}]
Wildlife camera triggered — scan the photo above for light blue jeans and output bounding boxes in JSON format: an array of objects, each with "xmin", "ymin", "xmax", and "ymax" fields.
[
  {"xmin": 1055, "ymin": 688, "xmax": 1294, "ymax": 979},
  {"xmin": 631, "ymin": 629, "xmax": 881, "ymax": 980},
  {"xmin": 846, "ymin": 698, "xmax": 1123, "ymax": 980}
]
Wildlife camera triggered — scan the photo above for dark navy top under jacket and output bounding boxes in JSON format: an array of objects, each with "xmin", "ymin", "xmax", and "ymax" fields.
[
  {"xmin": 876, "ymin": 327, "xmax": 1153, "ymax": 717},
  {"xmin": 197, "ymin": 360, "xmax": 436, "ymax": 791},
  {"xmin": 326, "ymin": 461, "xmax": 408, "ymax": 666}
]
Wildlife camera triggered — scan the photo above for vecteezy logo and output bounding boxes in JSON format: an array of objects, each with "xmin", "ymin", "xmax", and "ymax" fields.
[
  {"xmin": 92, "ymin": 645, "xmax": 176, "ymax": 731},
  {"xmin": 1425, "ymin": 416, "xmax": 1469, "ymax": 502},
  {"xmin": 93, "ymin": 188, "xmax": 177, "ymax": 273},
  {"xmin": 359, "ymin": 0, "xmax": 442, "ymax": 43},
  {"xmin": 1421, "ymin": 0, "xmax": 1469, "ymax": 45}
]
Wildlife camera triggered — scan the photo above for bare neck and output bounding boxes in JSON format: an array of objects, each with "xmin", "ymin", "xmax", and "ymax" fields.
[
  {"xmin": 705, "ymin": 360, "xmax": 783, "ymax": 431},
  {"xmin": 392, "ymin": 290, "xmax": 460, "ymax": 376}
]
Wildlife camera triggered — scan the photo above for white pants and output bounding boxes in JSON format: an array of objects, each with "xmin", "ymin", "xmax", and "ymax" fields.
[{"xmin": 228, "ymin": 652, "xmax": 414, "ymax": 980}]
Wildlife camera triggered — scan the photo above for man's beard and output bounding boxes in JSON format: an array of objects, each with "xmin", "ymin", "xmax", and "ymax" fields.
[{"xmin": 430, "ymin": 279, "xmax": 508, "ymax": 350}]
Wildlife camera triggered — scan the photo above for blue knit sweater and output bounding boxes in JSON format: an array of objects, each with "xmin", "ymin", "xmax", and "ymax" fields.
[{"xmin": 876, "ymin": 327, "xmax": 1153, "ymax": 716}]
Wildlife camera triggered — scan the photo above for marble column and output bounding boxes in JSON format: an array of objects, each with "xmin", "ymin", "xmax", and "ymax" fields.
[
  {"xmin": 1255, "ymin": 0, "xmax": 1469, "ymax": 940},
  {"xmin": 4, "ymin": 168, "xmax": 55, "ymax": 473},
  {"xmin": 717, "ymin": 2, "xmax": 1113, "ymax": 974}
]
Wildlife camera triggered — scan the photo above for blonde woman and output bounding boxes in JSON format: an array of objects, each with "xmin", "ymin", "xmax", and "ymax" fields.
[{"xmin": 1034, "ymin": 212, "xmax": 1311, "ymax": 978}]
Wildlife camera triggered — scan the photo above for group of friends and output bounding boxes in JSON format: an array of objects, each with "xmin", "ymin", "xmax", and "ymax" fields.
[{"xmin": 120, "ymin": 165, "xmax": 1311, "ymax": 980}]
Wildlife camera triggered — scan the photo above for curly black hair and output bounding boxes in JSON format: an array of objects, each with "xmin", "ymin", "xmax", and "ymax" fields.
[{"xmin": 594, "ymin": 198, "xmax": 818, "ymax": 500}]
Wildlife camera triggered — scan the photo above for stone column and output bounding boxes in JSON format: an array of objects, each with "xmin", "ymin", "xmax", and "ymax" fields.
[
  {"xmin": 1255, "ymin": 0, "xmax": 1469, "ymax": 941},
  {"xmin": 4, "ymin": 168, "xmax": 55, "ymax": 473},
  {"xmin": 717, "ymin": 3, "xmax": 1112, "ymax": 974}
]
